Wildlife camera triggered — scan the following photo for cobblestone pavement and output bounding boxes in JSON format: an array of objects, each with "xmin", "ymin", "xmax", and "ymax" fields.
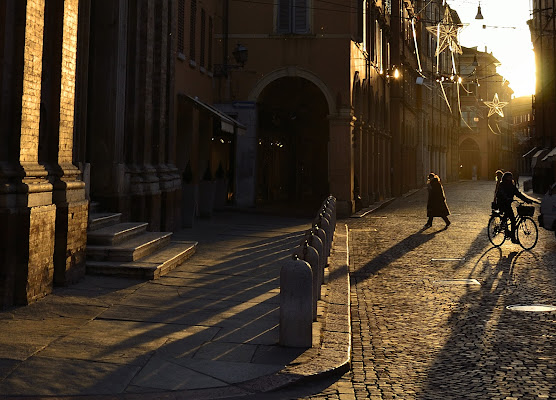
[{"xmin": 295, "ymin": 180, "xmax": 556, "ymax": 400}]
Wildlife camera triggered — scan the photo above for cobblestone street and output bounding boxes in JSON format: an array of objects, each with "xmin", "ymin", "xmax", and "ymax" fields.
[{"xmin": 299, "ymin": 180, "xmax": 556, "ymax": 400}]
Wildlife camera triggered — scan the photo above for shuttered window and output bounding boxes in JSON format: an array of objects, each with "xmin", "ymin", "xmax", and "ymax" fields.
[
  {"xmin": 208, "ymin": 16, "xmax": 213, "ymax": 71},
  {"xmin": 189, "ymin": 0, "xmax": 197, "ymax": 61},
  {"xmin": 177, "ymin": 0, "xmax": 185, "ymax": 55},
  {"xmin": 277, "ymin": 0, "xmax": 309, "ymax": 34},
  {"xmin": 200, "ymin": 8, "xmax": 206, "ymax": 67}
]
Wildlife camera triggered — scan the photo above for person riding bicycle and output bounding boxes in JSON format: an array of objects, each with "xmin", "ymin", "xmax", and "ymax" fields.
[{"xmin": 495, "ymin": 171, "xmax": 536, "ymax": 243}]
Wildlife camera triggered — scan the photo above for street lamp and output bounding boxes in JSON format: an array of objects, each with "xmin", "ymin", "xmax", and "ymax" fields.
[
  {"xmin": 475, "ymin": 2, "xmax": 484, "ymax": 19},
  {"xmin": 215, "ymin": 43, "xmax": 248, "ymax": 77},
  {"xmin": 232, "ymin": 43, "xmax": 248, "ymax": 67}
]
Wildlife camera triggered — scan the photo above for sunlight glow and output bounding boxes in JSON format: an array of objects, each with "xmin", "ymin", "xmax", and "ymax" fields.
[{"xmin": 446, "ymin": 0, "xmax": 536, "ymax": 97}]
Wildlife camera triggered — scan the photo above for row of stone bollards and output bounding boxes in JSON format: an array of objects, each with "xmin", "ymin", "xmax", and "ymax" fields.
[{"xmin": 279, "ymin": 196, "xmax": 337, "ymax": 348}]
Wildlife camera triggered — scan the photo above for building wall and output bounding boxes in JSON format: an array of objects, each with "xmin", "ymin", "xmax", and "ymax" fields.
[
  {"xmin": 529, "ymin": 0, "xmax": 556, "ymax": 191},
  {"xmin": 212, "ymin": 0, "xmax": 394, "ymax": 215},
  {"xmin": 457, "ymin": 47, "xmax": 514, "ymax": 180},
  {"xmin": 0, "ymin": 0, "xmax": 87, "ymax": 307},
  {"xmin": 84, "ymin": 0, "xmax": 179, "ymax": 231}
]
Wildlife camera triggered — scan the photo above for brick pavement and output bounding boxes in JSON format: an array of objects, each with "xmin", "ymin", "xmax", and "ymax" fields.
[{"xmin": 301, "ymin": 180, "xmax": 556, "ymax": 400}]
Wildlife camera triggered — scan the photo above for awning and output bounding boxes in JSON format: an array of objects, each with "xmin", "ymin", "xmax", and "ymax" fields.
[
  {"xmin": 542, "ymin": 146, "xmax": 556, "ymax": 162},
  {"xmin": 181, "ymin": 94, "xmax": 239, "ymax": 133},
  {"xmin": 522, "ymin": 147, "xmax": 537, "ymax": 158},
  {"xmin": 532, "ymin": 149, "xmax": 552, "ymax": 169}
]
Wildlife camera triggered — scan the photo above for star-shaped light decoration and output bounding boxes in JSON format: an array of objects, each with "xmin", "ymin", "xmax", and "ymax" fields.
[
  {"xmin": 426, "ymin": 7, "xmax": 463, "ymax": 56},
  {"xmin": 483, "ymin": 93, "xmax": 508, "ymax": 117}
]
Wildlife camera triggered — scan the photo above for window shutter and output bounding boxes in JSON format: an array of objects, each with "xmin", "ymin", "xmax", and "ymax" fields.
[
  {"xmin": 278, "ymin": 0, "xmax": 291, "ymax": 33},
  {"xmin": 177, "ymin": 0, "xmax": 185, "ymax": 54},
  {"xmin": 208, "ymin": 17, "xmax": 213, "ymax": 71},
  {"xmin": 200, "ymin": 9, "xmax": 206, "ymax": 67},
  {"xmin": 190, "ymin": 0, "xmax": 197, "ymax": 61},
  {"xmin": 293, "ymin": 0, "xmax": 308, "ymax": 33}
]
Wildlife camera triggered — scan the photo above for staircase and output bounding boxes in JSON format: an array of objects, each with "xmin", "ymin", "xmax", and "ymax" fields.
[{"xmin": 86, "ymin": 204, "xmax": 197, "ymax": 279}]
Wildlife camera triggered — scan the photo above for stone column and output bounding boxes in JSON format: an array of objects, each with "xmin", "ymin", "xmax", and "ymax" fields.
[
  {"xmin": 328, "ymin": 112, "xmax": 355, "ymax": 217},
  {"xmin": 87, "ymin": 0, "xmax": 129, "ymax": 216},
  {"xmin": 233, "ymin": 103, "xmax": 257, "ymax": 208},
  {"xmin": 370, "ymin": 128, "xmax": 377, "ymax": 201},
  {"xmin": 50, "ymin": 0, "xmax": 88, "ymax": 286},
  {"xmin": 130, "ymin": 0, "xmax": 161, "ymax": 230},
  {"xmin": 361, "ymin": 124, "xmax": 370, "ymax": 206},
  {"xmin": 154, "ymin": 0, "xmax": 179, "ymax": 232},
  {"xmin": 353, "ymin": 120, "xmax": 362, "ymax": 210},
  {"xmin": 0, "ymin": 0, "xmax": 57, "ymax": 306},
  {"xmin": 38, "ymin": 0, "xmax": 88, "ymax": 286},
  {"xmin": 165, "ymin": 0, "xmax": 181, "ymax": 229}
]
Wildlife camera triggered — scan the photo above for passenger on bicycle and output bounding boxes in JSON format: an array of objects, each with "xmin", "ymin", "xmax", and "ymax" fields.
[
  {"xmin": 492, "ymin": 169, "xmax": 504, "ymax": 209},
  {"xmin": 495, "ymin": 171, "xmax": 536, "ymax": 243}
]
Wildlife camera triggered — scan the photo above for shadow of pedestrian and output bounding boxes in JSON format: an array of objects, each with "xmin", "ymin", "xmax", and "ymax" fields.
[{"xmin": 350, "ymin": 228, "xmax": 443, "ymax": 277}]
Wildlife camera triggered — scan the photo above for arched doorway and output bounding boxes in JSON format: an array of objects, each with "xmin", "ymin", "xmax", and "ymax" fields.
[
  {"xmin": 256, "ymin": 77, "xmax": 329, "ymax": 212},
  {"xmin": 459, "ymin": 138, "xmax": 481, "ymax": 180}
]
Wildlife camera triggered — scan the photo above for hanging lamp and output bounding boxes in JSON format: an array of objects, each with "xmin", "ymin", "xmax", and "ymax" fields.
[{"xmin": 475, "ymin": 2, "xmax": 484, "ymax": 19}]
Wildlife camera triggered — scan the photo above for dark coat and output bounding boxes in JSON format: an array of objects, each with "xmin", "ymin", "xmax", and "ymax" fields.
[
  {"xmin": 427, "ymin": 178, "xmax": 450, "ymax": 217},
  {"xmin": 496, "ymin": 181, "xmax": 529, "ymax": 210}
]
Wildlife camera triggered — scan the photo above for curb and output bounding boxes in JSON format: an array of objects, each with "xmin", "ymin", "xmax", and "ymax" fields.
[
  {"xmin": 114, "ymin": 224, "xmax": 353, "ymax": 400},
  {"xmin": 231, "ymin": 223, "xmax": 352, "ymax": 396}
]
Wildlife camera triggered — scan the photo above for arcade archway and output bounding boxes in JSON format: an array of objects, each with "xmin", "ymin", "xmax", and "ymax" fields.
[
  {"xmin": 256, "ymin": 77, "xmax": 329, "ymax": 211},
  {"xmin": 459, "ymin": 138, "xmax": 481, "ymax": 180}
]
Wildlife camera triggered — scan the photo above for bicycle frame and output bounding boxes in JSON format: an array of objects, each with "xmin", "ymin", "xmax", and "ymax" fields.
[{"xmin": 489, "ymin": 200, "xmax": 539, "ymax": 250}]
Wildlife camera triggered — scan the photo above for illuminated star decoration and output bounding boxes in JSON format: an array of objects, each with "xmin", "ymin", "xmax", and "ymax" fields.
[
  {"xmin": 484, "ymin": 93, "xmax": 508, "ymax": 117},
  {"xmin": 426, "ymin": 7, "xmax": 463, "ymax": 57}
]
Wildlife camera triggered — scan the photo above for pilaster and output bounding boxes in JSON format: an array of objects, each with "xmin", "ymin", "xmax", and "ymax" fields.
[{"xmin": 328, "ymin": 111, "xmax": 355, "ymax": 217}]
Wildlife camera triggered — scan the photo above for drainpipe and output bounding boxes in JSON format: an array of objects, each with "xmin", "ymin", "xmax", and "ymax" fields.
[{"xmin": 223, "ymin": 0, "xmax": 229, "ymax": 70}]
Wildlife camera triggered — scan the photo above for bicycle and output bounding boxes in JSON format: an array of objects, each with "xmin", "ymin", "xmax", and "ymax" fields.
[{"xmin": 487, "ymin": 200, "xmax": 540, "ymax": 250}]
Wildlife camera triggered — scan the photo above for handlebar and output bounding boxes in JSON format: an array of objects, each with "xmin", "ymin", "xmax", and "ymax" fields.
[{"xmin": 513, "ymin": 199, "xmax": 541, "ymax": 206}]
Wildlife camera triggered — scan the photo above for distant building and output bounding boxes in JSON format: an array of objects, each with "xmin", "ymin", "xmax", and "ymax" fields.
[{"xmin": 457, "ymin": 47, "xmax": 514, "ymax": 180}]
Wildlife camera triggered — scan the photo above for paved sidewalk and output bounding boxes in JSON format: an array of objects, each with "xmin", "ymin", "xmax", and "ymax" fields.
[{"xmin": 0, "ymin": 211, "xmax": 351, "ymax": 399}]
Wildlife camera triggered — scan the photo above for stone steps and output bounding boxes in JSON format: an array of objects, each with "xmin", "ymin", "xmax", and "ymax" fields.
[
  {"xmin": 87, "ymin": 222, "xmax": 149, "ymax": 246},
  {"xmin": 86, "ymin": 241, "xmax": 197, "ymax": 280},
  {"xmin": 88, "ymin": 212, "xmax": 122, "ymax": 231},
  {"xmin": 86, "ymin": 210, "xmax": 197, "ymax": 279},
  {"xmin": 86, "ymin": 231, "xmax": 173, "ymax": 262}
]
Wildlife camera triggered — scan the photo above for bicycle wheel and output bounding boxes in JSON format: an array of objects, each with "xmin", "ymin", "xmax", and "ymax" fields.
[
  {"xmin": 516, "ymin": 216, "xmax": 538, "ymax": 250},
  {"xmin": 488, "ymin": 214, "xmax": 507, "ymax": 247}
]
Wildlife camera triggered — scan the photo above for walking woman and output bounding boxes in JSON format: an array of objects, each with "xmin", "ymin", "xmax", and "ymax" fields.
[{"xmin": 424, "ymin": 173, "xmax": 451, "ymax": 228}]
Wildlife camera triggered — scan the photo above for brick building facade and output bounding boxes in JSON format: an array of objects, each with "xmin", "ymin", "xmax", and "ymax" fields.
[
  {"xmin": 0, "ymin": 0, "xmax": 87, "ymax": 307},
  {"xmin": 0, "ymin": 0, "xmax": 179, "ymax": 307}
]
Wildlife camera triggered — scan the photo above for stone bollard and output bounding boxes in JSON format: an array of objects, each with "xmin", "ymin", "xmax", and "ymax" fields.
[
  {"xmin": 325, "ymin": 200, "xmax": 336, "ymax": 234},
  {"xmin": 279, "ymin": 255, "xmax": 313, "ymax": 347},
  {"xmin": 307, "ymin": 232, "xmax": 324, "ymax": 297},
  {"xmin": 294, "ymin": 241, "xmax": 320, "ymax": 321},
  {"xmin": 312, "ymin": 223, "xmax": 327, "ymax": 262},
  {"xmin": 326, "ymin": 196, "xmax": 337, "ymax": 227},
  {"xmin": 323, "ymin": 208, "xmax": 334, "ymax": 239},
  {"xmin": 316, "ymin": 213, "xmax": 331, "ymax": 257}
]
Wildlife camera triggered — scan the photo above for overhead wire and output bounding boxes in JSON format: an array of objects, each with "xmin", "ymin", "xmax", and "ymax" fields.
[{"xmin": 230, "ymin": 0, "xmax": 524, "ymax": 29}]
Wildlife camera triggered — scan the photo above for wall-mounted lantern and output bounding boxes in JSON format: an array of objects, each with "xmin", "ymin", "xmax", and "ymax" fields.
[{"xmin": 215, "ymin": 43, "xmax": 248, "ymax": 77}]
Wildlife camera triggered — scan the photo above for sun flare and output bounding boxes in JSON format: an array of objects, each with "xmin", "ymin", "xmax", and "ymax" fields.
[{"xmin": 447, "ymin": 0, "xmax": 536, "ymax": 98}]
